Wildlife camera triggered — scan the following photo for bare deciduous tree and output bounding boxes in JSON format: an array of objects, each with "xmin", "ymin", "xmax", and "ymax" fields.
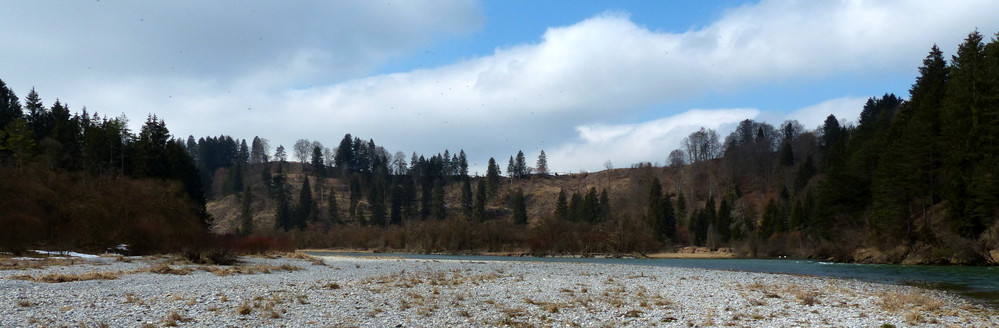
[{"xmin": 293, "ymin": 139, "xmax": 311, "ymax": 164}]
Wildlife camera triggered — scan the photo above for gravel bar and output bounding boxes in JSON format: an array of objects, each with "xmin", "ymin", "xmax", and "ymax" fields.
[{"xmin": 2, "ymin": 255, "xmax": 996, "ymax": 327}]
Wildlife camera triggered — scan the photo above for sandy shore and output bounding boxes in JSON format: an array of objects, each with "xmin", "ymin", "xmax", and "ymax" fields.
[{"xmin": 2, "ymin": 254, "xmax": 996, "ymax": 327}]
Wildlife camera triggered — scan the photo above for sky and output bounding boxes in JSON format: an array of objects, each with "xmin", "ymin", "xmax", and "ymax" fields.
[{"xmin": 2, "ymin": 0, "xmax": 998, "ymax": 174}]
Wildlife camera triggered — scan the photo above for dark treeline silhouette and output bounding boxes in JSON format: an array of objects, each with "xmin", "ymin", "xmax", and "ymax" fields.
[
  {"xmin": 0, "ymin": 82, "xmax": 209, "ymax": 254},
  {"xmin": 654, "ymin": 31, "xmax": 999, "ymax": 264}
]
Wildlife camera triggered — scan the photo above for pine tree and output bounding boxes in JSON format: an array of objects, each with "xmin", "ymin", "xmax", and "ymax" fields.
[
  {"xmin": 297, "ymin": 176, "xmax": 314, "ymax": 230},
  {"xmin": 311, "ymin": 145, "xmax": 326, "ymax": 178},
  {"xmin": 758, "ymin": 199, "xmax": 779, "ymax": 239},
  {"xmin": 457, "ymin": 150, "xmax": 469, "ymax": 178},
  {"xmin": 584, "ymin": 187, "xmax": 599, "ymax": 223},
  {"xmin": 515, "ymin": 150, "xmax": 528, "ymax": 178},
  {"xmin": 647, "ymin": 178, "xmax": 675, "ymax": 244},
  {"xmin": 390, "ymin": 184, "xmax": 404, "ymax": 225},
  {"xmin": 23, "ymin": 88, "xmax": 49, "ymax": 140},
  {"xmin": 237, "ymin": 186, "xmax": 253, "ymax": 236},
  {"xmin": 1, "ymin": 118, "xmax": 35, "ymax": 167},
  {"xmin": 0, "ymin": 78, "xmax": 21, "ymax": 130},
  {"xmin": 536, "ymin": 150, "xmax": 548, "ymax": 175},
  {"xmin": 716, "ymin": 197, "xmax": 732, "ymax": 243},
  {"xmin": 568, "ymin": 192, "xmax": 583, "ymax": 222},
  {"xmin": 554, "ymin": 188, "xmax": 568, "ymax": 221},
  {"xmin": 473, "ymin": 179, "xmax": 488, "ymax": 221},
  {"xmin": 460, "ymin": 179, "xmax": 473, "ymax": 217},
  {"xmin": 432, "ymin": 180, "xmax": 446, "ymax": 221},
  {"xmin": 692, "ymin": 197, "xmax": 714, "ymax": 246},
  {"xmin": 486, "ymin": 157, "xmax": 501, "ymax": 197},
  {"xmin": 507, "ymin": 155, "xmax": 515, "ymax": 178},
  {"xmin": 512, "ymin": 188, "xmax": 527, "ymax": 225}
]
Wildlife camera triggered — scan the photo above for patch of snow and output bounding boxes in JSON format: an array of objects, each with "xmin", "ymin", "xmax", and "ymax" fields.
[{"xmin": 31, "ymin": 250, "xmax": 100, "ymax": 259}]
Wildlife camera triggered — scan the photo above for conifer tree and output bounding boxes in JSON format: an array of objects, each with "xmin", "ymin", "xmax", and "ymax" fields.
[
  {"xmin": 390, "ymin": 184, "xmax": 404, "ymax": 225},
  {"xmin": 554, "ymin": 188, "xmax": 568, "ymax": 221},
  {"xmin": 473, "ymin": 179, "xmax": 488, "ymax": 221},
  {"xmin": 297, "ymin": 176, "xmax": 314, "ymax": 229},
  {"xmin": 536, "ymin": 150, "xmax": 548, "ymax": 175},
  {"xmin": 647, "ymin": 178, "xmax": 675, "ymax": 244},
  {"xmin": 0, "ymin": 78, "xmax": 21, "ymax": 130},
  {"xmin": 457, "ymin": 149, "xmax": 469, "ymax": 178},
  {"xmin": 1, "ymin": 118, "xmax": 35, "ymax": 167},
  {"xmin": 238, "ymin": 186, "xmax": 253, "ymax": 236},
  {"xmin": 311, "ymin": 145, "xmax": 326, "ymax": 178},
  {"xmin": 507, "ymin": 155, "xmax": 515, "ymax": 178},
  {"xmin": 432, "ymin": 180, "xmax": 446, "ymax": 221},
  {"xmin": 486, "ymin": 157, "xmax": 501, "ymax": 197},
  {"xmin": 512, "ymin": 188, "xmax": 527, "ymax": 225},
  {"xmin": 716, "ymin": 197, "xmax": 732, "ymax": 243},
  {"xmin": 460, "ymin": 179, "xmax": 473, "ymax": 217}
]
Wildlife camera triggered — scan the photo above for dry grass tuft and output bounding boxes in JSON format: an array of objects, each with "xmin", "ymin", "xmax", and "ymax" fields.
[
  {"xmin": 9, "ymin": 271, "xmax": 120, "ymax": 283},
  {"xmin": 161, "ymin": 310, "xmax": 192, "ymax": 326},
  {"xmin": 236, "ymin": 302, "xmax": 253, "ymax": 315},
  {"xmin": 797, "ymin": 291, "xmax": 819, "ymax": 306},
  {"xmin": 148, "ymin": 263, "xmax": 191, "ymax": 275},
  {"xmin": 623, "ymin": 309, "xmax": 643, "ymax": 318},
  {"xmin": 0, "ymin": 257, "xmax": 80, "ymax": 270},
  {"xmin": 878, "ymin": 290, "xmax": 944, "ymax": 314},
  {"xmin": 17, "ymin": 300, "xmax": 33, "ymax": 307}
]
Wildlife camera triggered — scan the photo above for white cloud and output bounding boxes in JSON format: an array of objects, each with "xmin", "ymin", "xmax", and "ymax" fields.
[
  {"xmin": 2, "ymin": 0, "xmax": 997, "ymax": 174},
  {"xmin": 785, "ymin": 96, "xmax": 869, "ymax": 129},
  {"xmin": 545, "ymin": 95, "xmax": 867, "ymax": 173},
  {"xmin": 547, "ymin": 109, "xmax": 759, "ymax": 173}
]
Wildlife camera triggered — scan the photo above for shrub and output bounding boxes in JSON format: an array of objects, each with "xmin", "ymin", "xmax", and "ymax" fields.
[
  {"xmin": 0, "ymin": 213, "xmax": 44, "ymax": 254},
  {"xmin": 183, "ymin": 247, "xmax": 237, "ymax": 265}
]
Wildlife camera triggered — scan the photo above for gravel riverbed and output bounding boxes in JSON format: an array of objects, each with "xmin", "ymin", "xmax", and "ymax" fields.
[{"xmin": 2, "ymin": 254, "xmax": 996, "ymax": 327}]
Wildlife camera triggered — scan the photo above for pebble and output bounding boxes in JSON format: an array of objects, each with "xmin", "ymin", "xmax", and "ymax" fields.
[{"xmin": 1, "ymin": 255, "xmax": 996, "ymax": 327}]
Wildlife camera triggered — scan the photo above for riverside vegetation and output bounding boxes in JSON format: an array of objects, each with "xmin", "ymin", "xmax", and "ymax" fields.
[{"xmin": 1, "ymin": 31, "xmax": 999, "ymax": 264}]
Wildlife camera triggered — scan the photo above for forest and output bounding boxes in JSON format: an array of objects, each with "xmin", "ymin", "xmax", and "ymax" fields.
[{"xmin": 1, "ymin": 31, "xmax": 997, "ymax": 264}]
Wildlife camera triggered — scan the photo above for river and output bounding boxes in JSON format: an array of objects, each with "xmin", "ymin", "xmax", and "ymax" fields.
[{"xmin": 306, "ymin": 251, "xmax": 999, "ymax": 307}]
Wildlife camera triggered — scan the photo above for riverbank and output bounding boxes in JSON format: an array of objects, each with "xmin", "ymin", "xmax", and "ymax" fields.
[
  {"xmin": 298, "ymin": 246, "xmax": 736, "ymax": 259},
  {"xmin": 2, "ymin": 253, "xmax": 996, "ymax": 327}
]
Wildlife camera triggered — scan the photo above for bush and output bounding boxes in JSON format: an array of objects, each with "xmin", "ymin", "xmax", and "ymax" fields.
[
  {"xmin": 0, "ymin": 213, "xmax": 44, "ymax": 254},
  {"xmin": 183, "ymin": 247, "xmax": 237, "ymax": 265}
]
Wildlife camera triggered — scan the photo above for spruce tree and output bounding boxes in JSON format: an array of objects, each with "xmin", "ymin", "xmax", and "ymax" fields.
[
  {"xmin": 512, "ymin": 188, "xmax": 527, "ymax": 225},
  {"xmin": 647, "ymin": 178, "xmax": 675, "ymax": 244},
  {"xmin": 311, "ymin": 145, "xmax": 326, "ymax": 178},
  {"xmin": 716, "ymin": 198, "xmax": 732, "ymax": 243},
  {"xmin": 473, "ymin": 179, "xmax": 487, "ymax": 221},
  {"xmin": 554, "ymin": 188, "xmax": 568, "ymax": 221},
  {"xmin": 486, "ymin": 157, "xmax": 501, "ymax": 197},
  {"xmin": 536, "ymin": 150, "xmax": 548, "ymax": 175},
  {"xmin": 297, "ymin": 176, "xmax": 314, "ymax": 229},
  {"xmin": 238, "ymin": 186, "xmax": 253, "ymax": 236},
  {"xmin": 0, "ymin": 78, "xmax": 21, "ymax": 130},
  {"xmin": 431, "ymin": 180, "xmax": 446, "ymax": 221},
  {"xmin": 460, "ymin": 179, "xmax": 473, "ymax": 217}
]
